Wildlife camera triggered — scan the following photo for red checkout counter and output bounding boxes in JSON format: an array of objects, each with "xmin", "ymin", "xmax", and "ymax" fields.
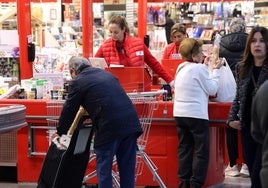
[{"xmin": 0, "ymin": 66, "xmax": 233, "ymax": 187}]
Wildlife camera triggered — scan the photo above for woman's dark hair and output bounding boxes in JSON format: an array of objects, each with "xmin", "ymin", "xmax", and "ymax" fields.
[
  {"xmin": 108, "ymin": 15, "xmax": 130, "ymax": 34},
  {"xmin": 239, "ymin": 26, "xmax": 268, "ymax": 78},
  {"xmin": 211, "ymin": 30, "xmax": 219, "ymax": 44}
]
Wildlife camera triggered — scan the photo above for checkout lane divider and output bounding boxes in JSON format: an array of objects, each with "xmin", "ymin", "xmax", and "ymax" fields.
[{"xmin": 26, "ymin": 115, "xmax": 227, "ymax": 157}]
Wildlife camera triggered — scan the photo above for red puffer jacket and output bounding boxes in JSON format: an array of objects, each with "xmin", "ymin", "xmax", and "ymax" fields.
[
  {"xmin": 95, "ymin": 35, "xmax": 174, "ymax": 84},
  {"xmin": 162, "ymin": 43, "xmax": 178, "ymax": 60}
]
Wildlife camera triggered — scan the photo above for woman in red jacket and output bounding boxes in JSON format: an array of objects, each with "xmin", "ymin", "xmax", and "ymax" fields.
[
  {"xmin": 162, "ymin": 23, "xmax": 187, "ymax": 60},
  {"xmin": 95, "ymin": 15, "xmax": 174, "ymax": 86}
]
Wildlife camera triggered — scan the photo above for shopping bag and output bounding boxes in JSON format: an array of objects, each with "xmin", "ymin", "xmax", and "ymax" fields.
[
  {"xmin": 37, "ymin": 107, "xmax": 93, "ymax": 188},
  {"xmin": 37, "ymin": 123, "xmax": 93, "ymax": 188},
  {"xmin": 210, "ymin": 58, "xmax": 236, "ymax": 102}
]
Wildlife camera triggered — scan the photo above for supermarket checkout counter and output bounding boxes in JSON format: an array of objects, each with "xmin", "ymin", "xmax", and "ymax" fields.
[
  {"xmin": 0, "ymin": 65, "xmax": 232, "ymax": 187},
  {"xmin": 0, "ymin": 98, "xmax": 230, "ymax": 187}
]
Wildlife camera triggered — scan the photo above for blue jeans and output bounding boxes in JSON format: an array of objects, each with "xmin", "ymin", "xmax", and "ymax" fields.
[{"xmin": 94, "ymin": 133, "xmax": 137, "ymax": 188}]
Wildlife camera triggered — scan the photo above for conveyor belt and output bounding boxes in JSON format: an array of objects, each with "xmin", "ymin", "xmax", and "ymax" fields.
[{"xmin": 0, "ymin": 104, "xmax": 27, "ymax": 133}]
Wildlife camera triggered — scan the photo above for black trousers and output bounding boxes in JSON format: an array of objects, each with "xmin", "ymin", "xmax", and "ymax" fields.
[
  {"xmin": 241, "ymin": 126, "xmax": 262, "ymax": 188},
  {"xmin": 175, "ymin": 117, "xmax": 210, "ymax": 188},
  {"xmin": 226, "ymin": 126, "xmax": 239, "ymax": 166}
]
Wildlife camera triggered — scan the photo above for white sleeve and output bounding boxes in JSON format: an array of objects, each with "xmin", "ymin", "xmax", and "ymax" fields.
[{"xmin": 194, "ymin": 65, "xmax": 220, "ymax": 96}]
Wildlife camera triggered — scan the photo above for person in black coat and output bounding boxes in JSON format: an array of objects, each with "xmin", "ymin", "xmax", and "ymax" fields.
[
  {"xmin": 56, "ymin": 56, "xmax": 143, "ymax": 188},
  {"xmin": 227, "ymin": 26, "xmax": 268, "ymax": 188},
  {"xmin": 219, "ymin": 17, "xmax": 248, "ymax": 78},
  {"xmin": 220, "ymin": 17, "xmax": 249, "ymax": 177},
  {"xmin": 251, "ymin": 80, "xmax": 268, "ymax": 188}
]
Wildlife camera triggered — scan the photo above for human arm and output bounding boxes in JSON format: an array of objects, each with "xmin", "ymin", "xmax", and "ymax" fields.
[
  {"xmin": 227, "ymin": 95, "xmax": 241, "ymax": 129},
  {"xmin": 162, "ymin": 48, "xmax": 169, "ymax": 60},
  {"xmin": 94, "ymin": 45, "xmax": 104, "ymax": 58},
  {"xmin": 196, "ymin": 64, "xmax": 221, "ymax": 96},
  {"xmin": 227, "ymin": 65, "xmax": 241, "ymax": 128},
  {"xmin": 143, "ymin": 44, "xmax": 174, "ymax": 84},
  {"xmin": 56, "ymin": 79, "xmax": 83, "ymax": 135},
  {"xmin": 203, "ymin": 55, "xmax": 223, "ymax": 72},
  {"xmin": 228, "ymin": 121, "xmax": 241, "ymax": 130}
]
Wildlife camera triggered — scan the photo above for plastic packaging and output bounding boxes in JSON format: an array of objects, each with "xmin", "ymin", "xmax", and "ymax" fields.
[
  {"xmin": 18, "ymin": 88, "xmax": 26, "ymax": 99},
  {"xmin": 211, "ymin": 33, "xmax": 222, "ymax": 66}
]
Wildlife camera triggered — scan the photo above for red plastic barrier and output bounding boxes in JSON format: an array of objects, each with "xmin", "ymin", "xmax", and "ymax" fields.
[
  {"xmin": 161, "ymin": 59, "xmax": 185, "ymax": 78},
  {"xmin": 0, "ymin": 99, "xmax": 235, "ymax": 187}
]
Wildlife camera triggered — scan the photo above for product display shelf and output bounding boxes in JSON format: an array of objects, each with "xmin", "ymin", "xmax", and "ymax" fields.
[{"xmin": 254, "ymin": 0, "xmax": 268, "ymax": 28}]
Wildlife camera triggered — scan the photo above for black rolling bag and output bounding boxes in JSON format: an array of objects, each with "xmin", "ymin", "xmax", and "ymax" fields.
[{"xmin": 37, "ymin": 108, "xmax": 93, "ymax": 188}]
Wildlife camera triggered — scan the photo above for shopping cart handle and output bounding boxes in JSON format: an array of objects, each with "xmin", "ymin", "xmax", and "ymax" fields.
[{"xmin": 127, "ymin": 90, "xmax": 167, "ymax": 97}]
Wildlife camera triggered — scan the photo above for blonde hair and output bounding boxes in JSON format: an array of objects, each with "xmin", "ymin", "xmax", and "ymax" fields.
[{"xmin": 179, "ymin": 38, "xmax": 203, "ymax": 61}]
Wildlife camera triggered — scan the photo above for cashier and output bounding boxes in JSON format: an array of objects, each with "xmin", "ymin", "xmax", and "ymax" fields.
[
  {"xmin": 95, "ymin": 15, "xmax": 174, "ymax": 86},
  {"xmin": 162, "ymin": 23, "xmax": 188, "ymax": 60}
]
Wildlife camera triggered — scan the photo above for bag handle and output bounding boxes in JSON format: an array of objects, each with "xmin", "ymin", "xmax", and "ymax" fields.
[
  {"xmin": 67, "ymin": 106, "xmax": 88, "ymax": 136},
  {"xmin": 174, "ymin": 62, "xmax": 189, "ymax": 85}
]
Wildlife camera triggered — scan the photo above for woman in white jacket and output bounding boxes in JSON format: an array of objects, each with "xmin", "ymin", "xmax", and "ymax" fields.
[{"xmin": 173, "ymin": 38, "xmax": 223, "ymax": 188}]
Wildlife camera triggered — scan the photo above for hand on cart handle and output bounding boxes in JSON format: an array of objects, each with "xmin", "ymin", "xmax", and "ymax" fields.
[
  {"xmin": 169, "ymin": 80, "xmax": 175, "ymax": 88},
  {"xmin": 51, "ymin": 132, "xmax": 60, "ymax": 141},
  {"xmin": 51, "ymin": 133, "xmax": 66, "ymax": 150},
  {"xmin": 51, "ymin": 106, "xmax": 90, "ymax": 149}
]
